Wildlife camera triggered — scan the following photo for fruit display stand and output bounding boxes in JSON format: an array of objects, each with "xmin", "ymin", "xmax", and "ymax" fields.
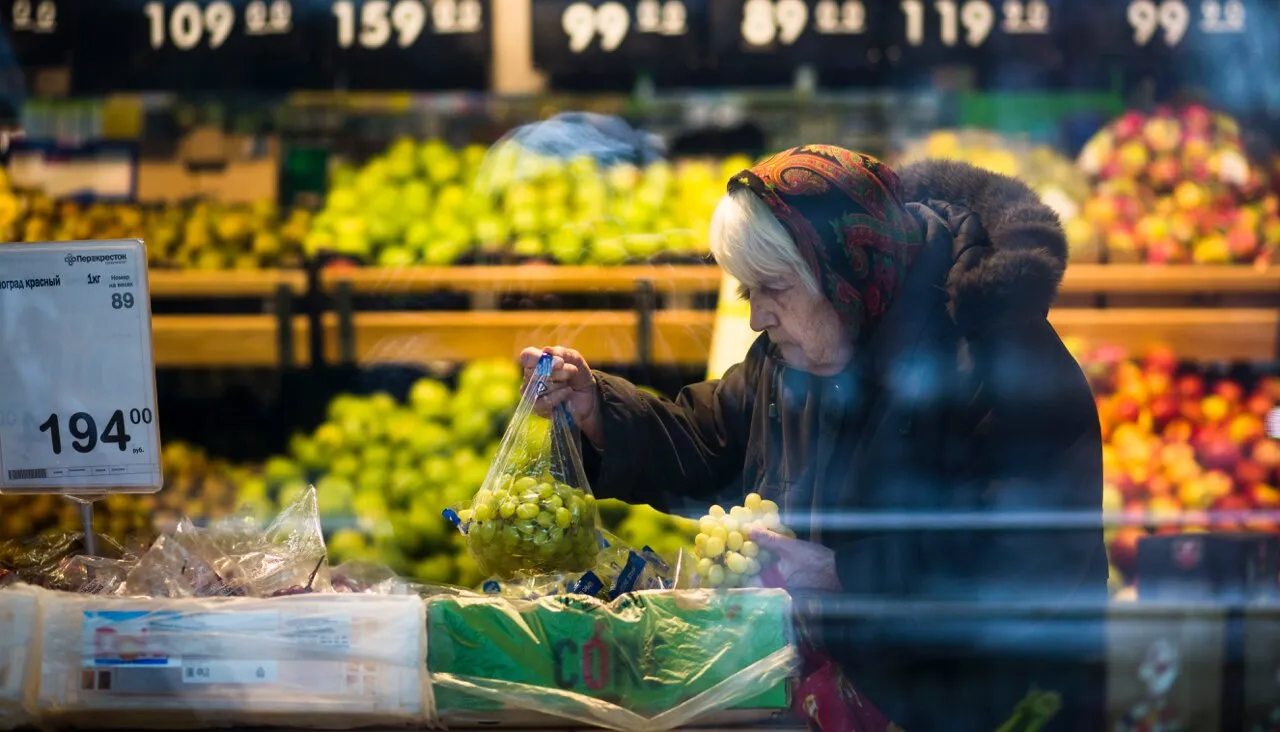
[{"xmin": 1245, "ymin": 607, "xmax": 1280, "ymax": 730}]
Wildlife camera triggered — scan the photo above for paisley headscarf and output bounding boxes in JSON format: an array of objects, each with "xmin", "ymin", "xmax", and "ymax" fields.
[{"xmin": 728, "ymin": 144, "xmax": 923, "ymax": 346}]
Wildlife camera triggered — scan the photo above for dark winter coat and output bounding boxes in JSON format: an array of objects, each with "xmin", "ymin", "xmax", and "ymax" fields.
[{"xmin": 581, "ymin": 160, "xmax": 1109, "ymax": 731}]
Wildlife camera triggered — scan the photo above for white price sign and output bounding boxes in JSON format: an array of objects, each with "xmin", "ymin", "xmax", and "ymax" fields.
[{"xmin": 0, "ymin": 239, "xmax": 162, "ymax": 495}]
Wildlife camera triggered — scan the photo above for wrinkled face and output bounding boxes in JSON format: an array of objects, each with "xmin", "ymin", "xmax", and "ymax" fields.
[{"xmin": 740, "ymin": 271, "xmax": 852, "ymax": 376}]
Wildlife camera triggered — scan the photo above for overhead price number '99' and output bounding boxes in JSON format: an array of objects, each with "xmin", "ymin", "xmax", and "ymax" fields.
[
  {"xmin": 561, "ymin": 0, "xmax": 687, "ymax": 53},
  {"xmin": 739, "ymin": 0, "xmax": 866, "ymax": 47},
  {"xmin": 1125, "ymin": 0, "xmax": 1244, "ymax": 47},
  {"xmin": 332, "ymin": 0, "xmax": 482, "ymax": 50}
]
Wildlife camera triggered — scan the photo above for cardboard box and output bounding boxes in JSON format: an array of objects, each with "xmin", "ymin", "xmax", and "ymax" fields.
[
  {"xmin": 136, "ymin": 126, "xmax": 279, "ymax": 204},
  {"xmin": 1107, "ymin": 604, "xmax": 1226, "ymax": 731},
  {"xmin": 1245, "ymin": 607, "xmax": 1280, "ymax": 731},
  {"xmin": 428, "ymin": 588, "xmax": 795, "ymax": 728},
  {"xmin": 0, "ymin": 586, "xmax": 38, "ymax": 731},
  {"xmin": 33, "ymin": 590, "xmax": 427, "ymax": 729}
]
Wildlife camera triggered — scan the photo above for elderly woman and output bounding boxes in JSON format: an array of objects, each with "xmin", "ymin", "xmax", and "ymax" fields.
[{"xmin": 521, "ymin": 145, "xmax": 1106, "ymax": 730}]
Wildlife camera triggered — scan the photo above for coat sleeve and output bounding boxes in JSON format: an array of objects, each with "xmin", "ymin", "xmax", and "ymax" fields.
[{"xmin": 577, "ymin": 340, "xmax": 763, "ymax": 509}]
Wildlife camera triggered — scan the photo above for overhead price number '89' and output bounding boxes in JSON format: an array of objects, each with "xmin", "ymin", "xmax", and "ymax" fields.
[
  {"xmin": 1125, "ymin": 0, "xmax": 1244, "ymax": 47},
  {"xmin": 332, "ymin": 0, "xmax": 482, "ymax": 49},
  {"xmin": 561, "ymin": 1, "xmax": 688, "ymax": 54},
  {"xmin": 740, "ymin": 0, "xmax": 867, "ymax": 47}
]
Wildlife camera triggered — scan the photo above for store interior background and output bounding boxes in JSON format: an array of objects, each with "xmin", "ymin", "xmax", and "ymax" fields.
[{"xmin": 2, "ymin": 0, "xmax": 1280, "ymax": 600}]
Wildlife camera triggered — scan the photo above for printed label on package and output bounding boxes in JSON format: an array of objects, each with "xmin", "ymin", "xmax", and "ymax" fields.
[{"xmin": 182, "ymin": 659, "xmax": 279, "ymax": 685}]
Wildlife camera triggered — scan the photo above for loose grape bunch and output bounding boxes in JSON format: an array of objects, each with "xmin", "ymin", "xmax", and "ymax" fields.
[
  {"xmin": 459, "ymin": 473, "xmax": 600, "ymax": 578},
  {"xmin": 692, "ymin": 492, "xmax": 792, "ymax": 589}
]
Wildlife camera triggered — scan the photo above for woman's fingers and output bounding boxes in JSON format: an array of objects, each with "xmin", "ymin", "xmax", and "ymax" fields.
[{"xmin": 519, "ymin": 346, "xmax": 590, "ymax": 387}]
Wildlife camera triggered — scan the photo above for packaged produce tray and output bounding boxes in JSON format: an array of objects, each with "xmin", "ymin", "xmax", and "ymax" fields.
[
  {"xmin": 428, "ymin": 588, "xmax": 796, "ymax": 730},
  {"xmin": 0, "ymin": 586, "xmax": 39, "ymax": 731},
  {"xmin": 32, "ymin": 588, "xmax": 429, "ymax": 729}
]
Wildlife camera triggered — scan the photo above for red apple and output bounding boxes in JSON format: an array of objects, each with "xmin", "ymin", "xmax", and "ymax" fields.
[
  {"xmin": 1235, "ymin": 459, "xmax": 1269, "ymax": 487},
  {"xmin": 1113, "ymin": 112, "xmax": 1146, "ymax": 141},
  {"xmin": 1112, "ymin": 395, "xmax": 1142, "ymax": 424},
  {"xmin": 1211, "ymin": 493, "xmax": 1251, "ymax": 530},
  {"xmin": 1147, "ymin": 474, "xmax": 1175, "ymax": 498},
  {"xmin": 1149, "ymin": 395, "xmax": 1178, "ymax": 426},
  {"xmin": 1214, "ymin": 380, "xmax": 1245, "ymax": 404},
  {"xmin": 1246, "ymin": 392, "xmax": 1273, "ymax": 418},
  {"xmin": 1251, "ymin": 439, "xmax": 1280, "ymax": 468},
  {"xmin": 1109, "ymin": 527, "xmax": 1145, "ymax": 573},
  {"xmin": 1194, "ymin": 427, "xmax": 1242, "ymax": 470},
  {"xmin": 1146, "ymin": 370, "xmax": 1173, "ymax": 398},
  {"xmin": 1162, "ymin": 418, "xmax": 1194, "ymax": 443},
  {"xmin": 1176, "ymin": 374, "xmax": 1205, "ymax": 401},
  {"xmin": 1245, "ymin": 483, "xmax": 1280, "ymax": 509},
  {"xmin": 1181, "ymin": 104, "xmax": 1212, "ymax": 135},
  {"xmin": 1142, "ymin": 345, "xmax": 1179, "ymax": 375}
]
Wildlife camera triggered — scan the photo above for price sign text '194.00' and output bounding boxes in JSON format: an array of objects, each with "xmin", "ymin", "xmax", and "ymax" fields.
[{"xmin": 0, "ymin": 239, "xmax": 162, "ymax": 495}]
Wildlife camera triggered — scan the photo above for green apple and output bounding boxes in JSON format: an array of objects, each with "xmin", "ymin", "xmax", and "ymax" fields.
[{"xmin": 409, "ymin": 378, "xmax": 452, "ymax": 419}]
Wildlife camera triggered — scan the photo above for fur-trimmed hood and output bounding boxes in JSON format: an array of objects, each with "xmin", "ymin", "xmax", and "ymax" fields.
[{"xmin": 896, "ymin": 159, "xmax": 1068, "ymax": 333}]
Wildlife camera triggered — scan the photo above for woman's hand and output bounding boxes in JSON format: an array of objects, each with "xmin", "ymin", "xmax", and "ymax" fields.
[
  {"xmin": 751, "ymin": 530, "xmax": 842, "ymax": 593},
  {"xmin": 519, "ymin": 346, "xmax": 605, "ymax": 448}
]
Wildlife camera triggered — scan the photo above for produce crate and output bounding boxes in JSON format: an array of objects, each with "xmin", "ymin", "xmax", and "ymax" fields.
[
  {"xmin": 427, "ymin": 588, "xmax": 796, "ymax": 729},
  {"xmin": 32, "ymin": 589, "xmax": 428, "ymax": 729},
  {"xmin": 1107, "ymin": 604, "xmax": 1227, "ymax": 731},
  {"xmin": 1245, "ymin": 607, "xmax": 1280, "ymax": 731},
  {"xmin": 0, "ymin": 586, "xmax": 38, "ymax": 731}
]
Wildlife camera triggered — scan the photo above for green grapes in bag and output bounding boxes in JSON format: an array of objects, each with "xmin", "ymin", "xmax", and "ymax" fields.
[{"xmin": 444, "ymin": 354, "xmax": 601, "ymax": 579}]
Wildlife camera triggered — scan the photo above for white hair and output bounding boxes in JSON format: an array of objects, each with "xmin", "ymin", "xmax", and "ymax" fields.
[{"xmin": 709, "ymin": 188, "xmax": 819, "ymax": 297}]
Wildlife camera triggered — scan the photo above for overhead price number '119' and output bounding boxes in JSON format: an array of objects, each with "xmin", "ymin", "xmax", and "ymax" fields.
[
  {"xmin": 143, "ymin": 0, "xmax": 291, "ymax": 50},
  {"xmin": 561, "ymin": 1, "xmax": 688, "ymax": 54},
  {"xmin": 332, "ymin": 0, "xmax": 482, "ymax": 50},
  {"xmin": 899, "ymin": 0, "xmax": 1048, "ymax": 47},
  {"xmin": 1126, "ymin": 0, "xmax": 1243, "ymax": 46},
  {"xmin": 740, "ymin": 0, "xmax": 866, "ymax": 47}
]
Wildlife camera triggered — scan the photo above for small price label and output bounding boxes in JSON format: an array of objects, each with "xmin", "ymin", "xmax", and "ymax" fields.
[
  {"xmin": 0, "ymin": 240, "xmax": 162, "ymax": 495},
  {"xmin": 183, "ymin": 660, "xmax": 278, "ymax": 685}
]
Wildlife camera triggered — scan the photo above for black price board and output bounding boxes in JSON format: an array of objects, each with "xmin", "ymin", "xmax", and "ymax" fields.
[
  {"xmin": 708, "ymin": 0, "xmax": 880, "ymax": 85},
  {"xmin": 315, "ymin": 0, "xmax": 489, "ymax": 90},
  {"xmin": 0, "ymin": 0, "xmax": 74, "ymax": 67},
  {"xmin": 71, "ymin": 0, "xmax": 324, "ymax": 92},
  {"xmin": 531, "ymin": 0, "xmax": 708, "ymax": 79},
  {"xmin": 70, "ymin": 0, "xmax": 489, "ymax": 93},
  {"xmin": 879, "ymin": 0, "xmax": 1066, "ymax": 79}
]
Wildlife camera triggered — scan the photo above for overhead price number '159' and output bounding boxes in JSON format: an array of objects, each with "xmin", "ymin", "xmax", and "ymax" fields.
[
  {"xmin": 561, "ymin": 1, "xmax": 688, "ymax": 54},
  {"xmin": 143, "ymin": 0, "xmax": 291, "ymax": 50},
  {"xmin": 332, "ymin": 0, "xmax": 482, "ymax": 50},
  {"xmin": 1126, "ymin": 0, "xmax": 1243, "ymax": 47},
  {"xmin": 740, "ymin": 0, "xmax": 866, "ymax": 47}
]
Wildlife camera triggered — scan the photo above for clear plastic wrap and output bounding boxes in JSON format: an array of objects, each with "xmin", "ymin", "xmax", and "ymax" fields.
[
  {"xmin": 31, "ymin": 586, "xmax": 430, "ymax": 729},
  {"xmin": 445, "ymin": 353, "xmax": 601, "ymax": 580},
  {"xmin": 0, "ymin": 586, "xmax": 39, "ymax": 731},
  {"xmin": 428, "ymin": 588, "xmax": 798, "ymax": 730}
]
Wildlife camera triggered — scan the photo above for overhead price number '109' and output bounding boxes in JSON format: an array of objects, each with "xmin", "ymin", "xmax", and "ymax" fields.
[
  {"xmin": 561, "ymin": 1, "xmax": 688, "ymax": 54},
  {"xmin": 1125, "ymin": 0, "xmax": 1244, "ymax": 47},
  {"xmin": 332, "ymin": 0, "xmax": 482, "ymax": 50},
  {"xmin": 143, "ymin": 0, "xmax": 291, "ymax": 50},
  {"xmin": 739, "ymin": 0, "xmax": 866, "ymax": 47}
]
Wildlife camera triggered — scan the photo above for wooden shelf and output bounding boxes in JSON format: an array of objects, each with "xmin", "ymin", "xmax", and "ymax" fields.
[
  {"xmin": 152, "ymin": 315, "xmax": 309, "ymax": 367},
  {"xmin": 320, "ymin": 310, "xmax": 716, "ymax": 366},
  {"xmin": 317, "ymin": 264, "xmax": 1280, "ymax": 298},
  {"xmin": 1059, "ymin": 265, "xmax": 1280, "ymax": 294},
  {"xmin": 1048, "ymin": 308, "xmax": 1278, "ymax": 362},
  {"xmin": 319, "ymin": 265, "xmax": 720, "ymax": 295},
  {"xmin": 148, "ymin": 269, "xmax": 306, "ymax": 298}
]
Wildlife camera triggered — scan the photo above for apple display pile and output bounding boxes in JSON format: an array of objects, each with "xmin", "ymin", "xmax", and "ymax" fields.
[
  {"xmin": 460, "ymin": 474, "xmax": 600, "ymax": 578},
  {"xmin": 1076, "ymin": 340, "xmax": 1280, "ymax": 591},
  {"xmin": 691, "ymin": 493, "xmax": 792, "ymax": 588},
  {"xmin": 304, "ymin": 136, "xmax": 750, "ymax": 266},
  {"xmin": 1074, "ymin": 105, "xmax": 1280, "ymax": 265},
  {"xmin": 896, "ymin": 130, "xmax": 1093, "ymax": 260}
]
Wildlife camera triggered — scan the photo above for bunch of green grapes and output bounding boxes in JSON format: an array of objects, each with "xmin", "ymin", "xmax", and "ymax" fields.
[
  {"xmin": 692, "ymin": 492, "xmax": 792, "ymax": 588},
  {"xmin": 459, "ymin": 473, "xmax": 600, "ymax": 578}
]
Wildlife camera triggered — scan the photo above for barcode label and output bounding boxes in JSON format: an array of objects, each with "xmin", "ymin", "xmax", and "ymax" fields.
[{"xmin": 7, "ymin": 468, "xmax": 47, "ymax": 480}]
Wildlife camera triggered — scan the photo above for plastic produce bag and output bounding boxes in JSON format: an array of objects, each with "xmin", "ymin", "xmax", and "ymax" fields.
[
  {"xmin": 0, "ymin": 585, "xmax": 39, "ymax": 731},
  {"xmin": 446, "ymin": 353, "xmax": 601, "ymax": 579},
  {"xmin": 429, "ymin": 588, "xmax": 798, "ymax": 731}
]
